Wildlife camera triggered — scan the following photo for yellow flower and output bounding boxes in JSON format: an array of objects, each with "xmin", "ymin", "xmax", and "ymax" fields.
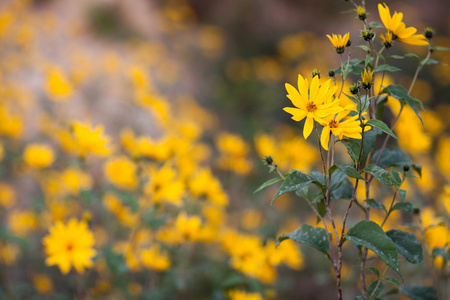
[
  {"xmin": 361, "ymin": 69, "xmax": 374, "ymax": 89},
  {"xmin": 43, "ymin": 218, "xmax": 96, "ymax": 274},
  {"xmin": 9, "ymin": 210, "xmax": 38, "ymax": 237},
  {"xmin": 61, "ymin": 168, "xmax": 92, "ymax": 195},
  {"xmin": 32, "ymin": 274, "xmax": 53, "ymax": 295},
  {"xmin": 175, "ymin": 212, "xmax": 202, "ymax": 241},
  {"xmin": 23, "ymin": 143, "xmax": 55, "ymax": 168},
  {"xmin": 284, "ymin": 74, "xmax": 342, "ymax": 139},
  {"xmin": 0, "ymin": 183, "xmax": 15, "ymax": 208},
  {"xmin": 326, "ymin": 33, "xmax": 350, "ymax": 54},
  {"xmin": 380, "ymin": 31, "xmax": 393, "ymax": 48},
  {"xmin": 0, "ymin": 107, "xmax": 23, "ymax": 139},
  {"xmin": 145, "ymin": 164, "xmax": 185, "ymax": 206},
  {"xmin": 357, "ymin": 6, "xmax": 366, "ymax": 20},
  {"xmin": 141, "ymin": 244, "xmax": 171, "ymax": 271},
  {"xmin": 378, "ymin": 3, "xmax": 428, "ymax": 46},
  {"xmin": 319, "ymin": 110, "xmax": 364, "ymax": 151},
  {"xmin": 228, "ymin": 290, "xmax": 263, "ymax": 300},
  {"xmin": 104, "ymin": 156, "xmax": 138, "ymax": 190},
  {"xmin": 72, "ymin": 121, "xmax": 111, "ymax": 157},
  {"xmin": 46, "ymin": 68, "xmax": 72, "ymax": 101}
]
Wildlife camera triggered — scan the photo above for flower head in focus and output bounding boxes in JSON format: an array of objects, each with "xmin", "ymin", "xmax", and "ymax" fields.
[
  {"xmin": 284, "ymin": 74, "xmax": 342, "ymax": 139},
  {"xmin": 378, "ymin": 3, "xmax": 428, "ymax": 46},
  {"xmin": 361, "ymin": 69, "xmax": 374, "ymax": 90},
  {"xmin": 43, "ymin": 218, "xmax": 96, "ymax": 274},
  {"xmin": 326, "ymin": 33, "xmax": 350, "ymax": 54},
  {"xmin": 319, "ymin": 109, "xmax": 366, "ymax": 151}
]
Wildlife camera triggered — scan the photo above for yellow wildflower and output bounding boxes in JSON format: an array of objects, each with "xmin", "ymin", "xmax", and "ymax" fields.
[
  {"xmin": 380, "ymin": 31, "xmax": 393, "ymax": 48},
  {"xmin": 0, "ymin": 183, "xmax": 15, "ymax": 208},
  {"xmin": 104, "ymin": 156, "xmax": 138, "ymax": 190},
  {"xmin": 72, "ymin": 121, "xmax": 111, "ymax": 157},
  {"xmin": 228, "ymin": 290, "xmax": 263, "ymax": 300},
  {"xmin": 9, "ymin": 210, "xmax": 38, "ymax": 237},
  {"xmin": 46, "ymin": 68, "xmax": 72, "ymax": 101},
  {"xmin": 0, "ymin": 107, "xmax": 23, "ymax": 139},
  {"xmin": 319, "ymin": 109, "xmax": 365, "ymax": 151},
  {"xmin": 361, "ymin": 69, "xmax": 374, "ymax": 89},
  {"xmin": 43, "ymin": 218, "xmax": 96, "ymax": 274},
  {"xmin": 284, "ymin": 74, "xmax": 341, "ymax": 139},
  {"xmin": 175, "ymin": 212, "xmax": 202, "ymax": 241},
  {"xmin": 23, "ymin": 143, "xmax": 55, "ymax": 168},
  {"xmin": 357, "ymin": 6, "xmax": 366, "ymax": 20},
  {"xmin": 326, "ymin": 33, "xmax": 350, "ymax": 54},
  {"xmin": 32, "ymin": 274, "xmax": 53, "ymax": 295},
  {"xmin": 61, "ymin": 168, "xmax": 92, "ymax": 195},
  {"xmin": 141, "ymin": 244, "xmax": 171, "ymax": 271},
  {"xmin": 378, "ymin": 3, "xmax": 428, "ymax": 46},
  {"xmin": 145, "ymin": 164, "xmax": 185, "ymax": 206},
  {"xmin": 0, "ymin": 242, "xmax": 20, "ymax": 266}
]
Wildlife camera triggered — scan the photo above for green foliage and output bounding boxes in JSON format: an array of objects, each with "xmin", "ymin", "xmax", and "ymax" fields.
[
  {"xmin": 276, "ymin": 224, "xmax": 331, "ymax": 261},
  {"xmin": 382, "ymin": 84, "xmax": 423, "ymax": 125},
  {"xmin": 363, "ymin": 164, "xmax": 402, "ymax": 186},
  {"xmin": 399, "ymin": 285, "xmax": 438, "ymax": 300},
  {"xmin": 365, "ymin": 119, "xmax": 398, "ymax": 140},
  {"xmin": 330, "ymin": 164, "xmax": 365, "ymax": 181},
  {"xmin": 344, "ymin": 221, "xmax": 402, "ymax": 278},
  {"xmin": 386, "ymin": 229, "xmax": 423, "ymax": 265},
  {"xmin": 374, "ymin": 64, "xmax": 401, "ymax": 72},
  {"xmin": 254, "ymin": 177, "xmax": 283, "ymax": 193},
  {"xmin": 364, "ymin": 199, "xmax": 387, "ymax": 211}
]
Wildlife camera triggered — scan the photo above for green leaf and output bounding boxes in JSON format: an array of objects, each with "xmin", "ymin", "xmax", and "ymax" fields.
[
  {"xmin": 330, "ymin": 164, "xmax": 365, "ymax": 181},
  {"xmin": 360, "ymin": 128, "xmax": 380, "ymax": 162},
  {"xmin": 376, "ymin": 95, "xmax": 388, "ymax": 120},
  {"xmin": 390, "ymin": 55, "xmax": 404, "ymax": 59},
  {"xmin": 344, "ymin": 220, "xmax": 402, "ymax": 278},
  {"xmin": 365, "ymin": 199, "xmax": 387, "ymax": 211},
  {"xmin": 383, "ymin": 276, "xmax": 401, "ymax": 287},
  {"xmin": 271, "ymin": 170, "xmax": 324, "ymax": 205},
  {"xmin": 423, "ymin": 58, "xmax": 444, "ymax": 65},
  {"xmin": 358, "ymin": 45, "xmax": 370, "ymax": 52},
  {"xmin": 362, "ymin": 266, "xmax": 380, "ymax": 277},
  {"xmin": 367, "ymin": 280, "xmax": 384, "ymax": 299},
  {"xmin": 433, "ymin": 46, "xmax": 450, "ymax": 51},
  {"xmin": 340, "ymin": 139, "xmax": 360, "ymax": 167},
  {"xmin": 277, "ymin": 224, "xmax": 331, "ymax": 261},
  {"xmin": 254, "ymin": 177, "xmax": 283, "ymax": 193},
  {"xmin": 391, "ymin": 202, "xmax": 416, "ymax": 212},
  {"xmin": 399, "ymin": 189, "xmax": 406, "ymax": 201},
  {"xmin": 391, "ymin": 170, "xmax": 402, "ymax": 186},
  {"xmin": 374, "ymin": 64, "xmax": 401, "ymax": 72},
  {"xmin": 386, "ymin": 229, "xmax": 423, "ymax": 265},
  {"xmin": 382, "ymin": 84, "xmax": 423, "ymax": 125},
  {"xmin": 329, "ymin": 170, "xmax": 354, "ymax": 200},
  {"xmin": 364, "ymin": 164, "xmax": 401, "ymax": 186},
  {"xmin": 399, "ymin": 285, "xmax": 438, "ymax": 300},
  {"xmin": 405, "ymin": 53, "xmax": 421, "ymax": 61},
  {"xmin": 365, "ymin": 55, "xmax": 374, "ymax": 67},
  {"xmin": 369, "ymin": 22, "xmax": 383, "ymax": 28},
  {"xmin": 365, "ymin": 119, "xmax": 398, "ymax": 140},
  {"xmin": 431, "ymin": 246, "xmax": 449, "ymax": 260},
  {"xmin": 372, "ymin": 149, "xmax": 411, "ymax": 169}
]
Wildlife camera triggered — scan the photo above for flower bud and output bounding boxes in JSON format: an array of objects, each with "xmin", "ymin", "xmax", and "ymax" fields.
[
  {"xmin": 311, "ymin": 69, "xmax": 321, "ymax": 79},
  {"xmin": 357, "ymin": 6, "xmax": 367, "ymax": 20},
  {"xmin": 362, "ymin": 30, "xmax": 374, "ymax": 42},
  {"xmin": 349, "ymin": 83, "xmax": 360, "ymax": 95},
  {"xmin": 328, "ymin": 70, "xmax": 335, "ymax": 78},
  {"xmin": 263, "ymin": 155, "xmax": 273, "ymax": 166},
  {"xmin": 361, "ymin": 69, "xmax": 374, "ymax": 90},
  {"xmin": 424, "ymin": 27, "xmax": 434, "ymax": 39}
]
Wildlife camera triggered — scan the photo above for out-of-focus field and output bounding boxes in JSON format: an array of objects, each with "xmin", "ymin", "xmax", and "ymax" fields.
[{"xmin": 0, "ymin": 0, "xmax": 449, "ymax": 299}]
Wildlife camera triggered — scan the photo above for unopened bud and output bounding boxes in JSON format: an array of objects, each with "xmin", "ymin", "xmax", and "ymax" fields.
[{"xmin": 311, "ymin": 69, "xmax": 321, "ymax": 78}]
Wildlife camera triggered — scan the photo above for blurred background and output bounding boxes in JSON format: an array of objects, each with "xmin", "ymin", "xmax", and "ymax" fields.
[{"xmin": 0, "ymin": 0, "xmax": 449, "ymax": 299}]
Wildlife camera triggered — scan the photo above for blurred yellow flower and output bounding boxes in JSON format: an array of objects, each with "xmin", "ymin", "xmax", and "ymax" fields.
[
  {"xmin": 0, "ymin": 183, "xmax": 15, "ymax": 208},
  {"xmin": 104, "ymin": 156, "xmax": 138, "ymax": 190},
  {"xmin": 0, "ymin": 242, "xmax": 20, "ymax": 266},
  {"xmin": 61, "ymin": 167, "xmax": 92, "ymax": 195},
  {"xmin": 72, "ymin": 121, "xmax": 111, "ymax": 157},
  {"xmin": 32, "ymin": 274, "xmax": 53, "ymax": 295},
  {"xmin": 43, "ymin": 218, "xmax": 96, "ymax": 274},
  {"xmin": 284, "ymin": 74, "xmax": 341, "ymax": 139},
  {"xmin": 23, "ymin": 143, "xmax": 55, "ymax": 168},
  {"xmin": 216, "ymin": 132, "xmax": 253, "ymax": 175},
  {"xmin": 175, "ymin": 212, "xmax": 202, "ymax": 241},
  {"xmin": 378, "ymin": 3, "xmax": 428, "ymax": 46},
  {"xmin": 0, "ymin": 107, "xmax": 22, "ymax": 139},
  {"xmin": 228, "ymin": 290, "xmax": 263, "ymax": 300},
  {"xmin": 145, "ymin": 164, "xmax": 185, "ymax": 206},
  {"xmin": 9, "ymin": 210, "xmax": 38, "ymax": 237},
  {"xmin": 0, "ymin": 144, "xmax": 3, "ymax": 161},
  {"xmin": 46, "ymin": 68, "xmax": 72, "ymax": 101},
  {"xmin": 141, "ymin": 244, "xmax": 171, "ymax": 271}
]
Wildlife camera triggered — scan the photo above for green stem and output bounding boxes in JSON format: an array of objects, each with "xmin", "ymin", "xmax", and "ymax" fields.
[{"xmin": 368, "ymin": 266, "xmax": 389, "ymax": 300}]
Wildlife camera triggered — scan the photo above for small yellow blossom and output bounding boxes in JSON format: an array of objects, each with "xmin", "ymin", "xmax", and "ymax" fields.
[
  {"xmin": 141, "ymin": 244, "xmax": 171, "ymax": 271},
  {"xmin": 32, "ymin": 274, "xmax": 53, "ymax": 295},
  {"xmin": 228, "ymin": 290, "xmax": 263, "ymax": 300},
  {"xmin": 9, "ymin": 210, "xmax": 38, "ymax": 237},
  {"xmin": 72, "ymin": 121, "xmax": 111, "ymax": 157},
  {"xmin": 46, "ymin": 68, "xmax": 72, "ymax": 101},
  {"xmin": 61, "ymin": 168, "xmax": 92, "ymax": 195},
  {"xmin": 23, "ymin": 143, "xmax": 55, "ymax": 168},
  {"xmin": 175, "ymin": 212, "xmax": 202, "ymax": 241},
  {"xmin": 326, "ymin": 33, "xmax": 350, "ymax": 54},
  {"xmin": 43, "ymin": 219, "xmax": 96, "ymax": 274},
  {"xmin": 357, "ymin": 6, "xmax": 366, "ymax": 20},
  {"xmin": 104, "ymin": 156, "xmax": 138, "ymax": 190},
  {"xmin": 0, "ymin": 183, "xmax": 15, "ymax": 208},
  {"xmin": 378, "ymin": 3, "xmax": 428, "ymax": 46},
  {"xmin": 361, "ymin": 69, "xmax": 374, "ymax": 89},
  {"xmin": 380, "ymin": 31, "xmax": 393, "ymax": 48},
  {"xmin": 0, "ymin": 107, "xmax": 23, "ymax": 139}
]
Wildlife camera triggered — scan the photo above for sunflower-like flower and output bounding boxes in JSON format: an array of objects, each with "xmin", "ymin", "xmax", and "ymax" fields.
[
  {"xmin": 284, "ymin": 75, "xmax": 342, "ymax": 139},
  {"xmin": 319, "ymin": 109, "xmax": 366, "ymax": 151},
  {"xmin": 361, "ymin": 69, "xmax": 374, "ymax": 89},
  {"xmin": 43, "ymin": 219, "xmax": 96, "ymax": 274},
  {"xmin": 326, "ymin": 33, "xmax": 350, "ymax": 54},
  {"xmin": 378, "ymin": 3, "xmax": 428, "ymax": 46}
]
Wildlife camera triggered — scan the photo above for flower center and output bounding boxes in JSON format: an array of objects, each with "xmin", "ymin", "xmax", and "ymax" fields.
[
  {"xmin": 306, "ymin": 102, "xmax": 317, "ymax": 112},
  {"xmin": 329, "ymin": 120, "xmax": 339, "ymax": 128},
  {"xmin": 66, "ymin": 242, "xmax": 74, "ymax": 252}
]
